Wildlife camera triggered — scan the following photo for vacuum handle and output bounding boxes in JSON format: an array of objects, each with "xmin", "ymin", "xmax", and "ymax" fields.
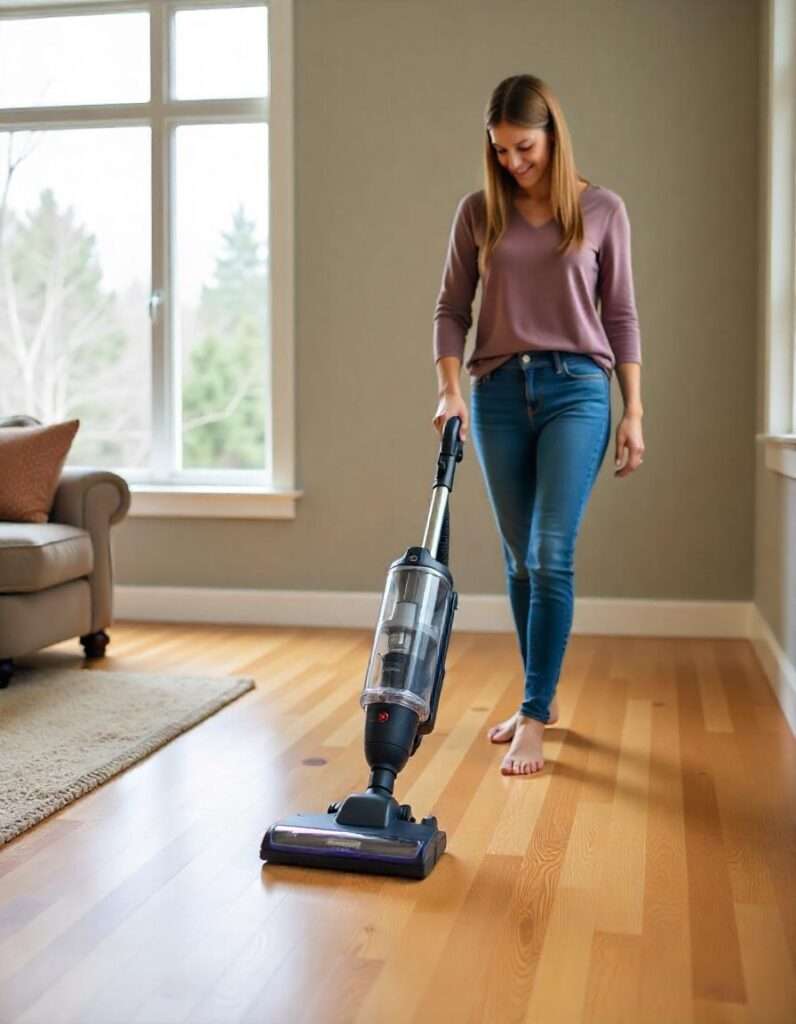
[{"xmin": 435, "ymin": 416, "xmax": 464, "ymax": 490}]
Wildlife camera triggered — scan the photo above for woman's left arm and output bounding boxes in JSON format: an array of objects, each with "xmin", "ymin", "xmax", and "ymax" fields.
[
  {"xmin": 598, "ymin": 201, "xmax": 645, "ymax": 480},
  {"xmin": 614, "ymin": 361, "xmax": 644, "ymax": 478}
]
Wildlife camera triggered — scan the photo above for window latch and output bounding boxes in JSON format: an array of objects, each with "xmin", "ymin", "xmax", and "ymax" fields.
[{"xmin": 148, "ymin": 290, "xmax": 164, "ymax": 324}]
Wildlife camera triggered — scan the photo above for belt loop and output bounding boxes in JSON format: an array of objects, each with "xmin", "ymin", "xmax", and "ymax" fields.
[{"xmin": 552, "ymin": 351, "xmax": 563, "ymax": 374}]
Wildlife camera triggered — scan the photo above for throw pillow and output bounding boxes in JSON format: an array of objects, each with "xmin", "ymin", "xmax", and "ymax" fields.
[{"xmin": 0, "ymin": 419, "xmax": 80, "ymax": 523}]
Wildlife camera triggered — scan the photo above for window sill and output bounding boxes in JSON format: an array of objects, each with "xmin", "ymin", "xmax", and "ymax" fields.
[
  {"xmin": 128, "ymin": 484, "xmax": 304, "ymax": 520},
  {"xmin": 757, "ymin": 433, "xmax": 796, "ymax": 479}
]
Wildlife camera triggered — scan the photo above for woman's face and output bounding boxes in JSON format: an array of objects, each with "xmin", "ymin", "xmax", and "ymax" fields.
[{"xmin": 488, "ymin": 122, "xmax": 552, "ymax": 192}]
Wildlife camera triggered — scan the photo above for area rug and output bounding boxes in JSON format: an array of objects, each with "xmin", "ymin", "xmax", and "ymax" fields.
[{"xmin": 0, "ymin": 666, "xmax": 256, "ymax": 845}]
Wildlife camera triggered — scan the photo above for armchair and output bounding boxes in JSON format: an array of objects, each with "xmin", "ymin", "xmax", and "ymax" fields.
[{"xmin": 0, "ymin": 415, "xmax": 131, "ymax": 688}]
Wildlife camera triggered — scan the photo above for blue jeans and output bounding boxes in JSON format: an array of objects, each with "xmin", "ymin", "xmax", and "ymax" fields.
[{"xmin": 470, "ymin": 350, "xmax": 611, "ymax": 724}]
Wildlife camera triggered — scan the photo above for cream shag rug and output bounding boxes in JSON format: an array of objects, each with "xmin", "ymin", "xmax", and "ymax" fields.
[{"xmin": 0, "ymin": 666, "xmax": 255, "ymax": 845}]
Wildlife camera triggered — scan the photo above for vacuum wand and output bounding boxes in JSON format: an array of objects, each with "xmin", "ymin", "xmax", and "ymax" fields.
[{"xmin": 422, "ymin": 416, "xmax": 464, "ymax": 562}]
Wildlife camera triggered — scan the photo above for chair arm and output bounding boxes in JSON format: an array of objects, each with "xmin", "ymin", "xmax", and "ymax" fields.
[
  {"xmin": 50, "ymin": 469, "xmax": 131, "ymax": 632},
  {"xmin": 51, "ymin": 468, "xmax": 131, "ymax": 529}
]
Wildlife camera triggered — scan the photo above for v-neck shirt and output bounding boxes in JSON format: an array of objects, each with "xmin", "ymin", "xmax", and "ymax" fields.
[{"xmin": 432, "ymin": 184, "xmax": 642, "ymax": 380}]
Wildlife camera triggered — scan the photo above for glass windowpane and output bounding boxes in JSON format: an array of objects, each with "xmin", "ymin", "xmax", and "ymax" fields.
[
  {"xmin": 0, "ymin": 13, "xmax": 150, "ymax": 108},
  {"xmin": 174, "ymin": 6, "xmax": 269, "ymax": 100},
  {"xmin": 175, "ymin": 123, "xmax": 269, "ymax": 471},
  {"xmin": 0, "ymin": 128, "xmax": 152, "ymax": 469}
]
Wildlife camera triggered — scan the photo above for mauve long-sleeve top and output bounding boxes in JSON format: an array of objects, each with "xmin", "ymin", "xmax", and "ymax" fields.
[{"xmin": 432, "ymin": 184, "xmax": 642, "ymax": 381}]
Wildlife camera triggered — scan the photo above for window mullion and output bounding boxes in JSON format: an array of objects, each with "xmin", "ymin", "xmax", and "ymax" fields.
[{"xmin": 149, "ymin": 0, "xmax": 175, "ymax": 480}]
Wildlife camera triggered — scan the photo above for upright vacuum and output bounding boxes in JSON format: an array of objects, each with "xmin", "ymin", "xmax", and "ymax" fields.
[{"xmin": 260, "ymin": 416, "xmax": 465, "ymax": 879}]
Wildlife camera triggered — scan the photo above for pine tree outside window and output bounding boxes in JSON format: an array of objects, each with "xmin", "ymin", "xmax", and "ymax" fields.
[{"xmin": 0, "ymin": 0, "xmax": 297, "ymax": 517}]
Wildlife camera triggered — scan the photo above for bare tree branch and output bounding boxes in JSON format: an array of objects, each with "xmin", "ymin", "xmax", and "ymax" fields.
[{"xmin": 183, "ymin": 365, "xmax": 257, "ymax": 432}]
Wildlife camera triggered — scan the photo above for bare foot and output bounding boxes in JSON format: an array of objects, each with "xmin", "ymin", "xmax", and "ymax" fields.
[
  {"xmin": 486, "ymin": 696, "xmax": 558, "ymax": 743},
  {"xmin": 500, "ymin": 713, "xmax": 545, "ymax": 775}
]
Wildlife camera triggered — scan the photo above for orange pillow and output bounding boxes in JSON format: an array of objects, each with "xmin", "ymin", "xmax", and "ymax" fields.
[{"xmin": 0, "ymin": 419, "xmax": 80, "ymax": 523}]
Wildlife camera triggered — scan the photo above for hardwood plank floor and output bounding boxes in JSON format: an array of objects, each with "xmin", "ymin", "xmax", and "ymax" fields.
[{"xmin": 0, "ymin": 624, "xmax": 794, "ymax": 1024}]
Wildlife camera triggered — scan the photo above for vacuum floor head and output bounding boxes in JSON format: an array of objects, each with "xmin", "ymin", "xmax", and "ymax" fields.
[{"xmin": 260, "ymin": 812, "xmax": 446, "ymax": 880}]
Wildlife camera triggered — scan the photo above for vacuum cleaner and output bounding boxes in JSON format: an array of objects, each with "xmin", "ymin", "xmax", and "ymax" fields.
[{"xmin": 260, "ymin": 416, "xmax": 464, "ymax": 880}]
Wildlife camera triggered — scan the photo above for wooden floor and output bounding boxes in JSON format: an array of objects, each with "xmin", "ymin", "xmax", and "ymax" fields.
[{"xmin": 0, "ymin": 623, "xmax": 794, "ymax": 1024}]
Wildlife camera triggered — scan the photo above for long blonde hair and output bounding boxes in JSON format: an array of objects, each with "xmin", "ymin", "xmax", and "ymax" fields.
[{"xmin": 479, "ymin": 74, "xmax": 590, "ymax": 277}]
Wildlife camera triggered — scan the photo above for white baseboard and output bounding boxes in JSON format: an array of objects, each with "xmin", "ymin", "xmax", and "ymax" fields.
[
  {"xmin": 115, "ymin": 585, "xmax": 754, "ymax": 635},
  {"xmin": 113, "ymin": 586, "xmax": 794, "ymax": 736}
]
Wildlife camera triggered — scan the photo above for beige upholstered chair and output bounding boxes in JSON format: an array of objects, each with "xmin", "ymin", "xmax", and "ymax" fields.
[{"xmin": 0, "ymin": 415, "xmax": 131, "ymax": 688}]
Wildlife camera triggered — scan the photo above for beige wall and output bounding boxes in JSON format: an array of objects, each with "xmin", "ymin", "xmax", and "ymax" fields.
[{"xmin": 114, "ymin": 0, "xmax": 762, "ymax": 606}]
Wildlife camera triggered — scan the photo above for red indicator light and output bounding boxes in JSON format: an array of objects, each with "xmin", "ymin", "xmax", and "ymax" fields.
[{"xmin": 377, "ymin": 711, "xmax": 390, "ymax": 723}]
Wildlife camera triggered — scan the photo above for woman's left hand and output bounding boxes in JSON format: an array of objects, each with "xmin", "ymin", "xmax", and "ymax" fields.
[{"xmin": 614, "ymin": 413, "xmax": 645, "ymax": 477}]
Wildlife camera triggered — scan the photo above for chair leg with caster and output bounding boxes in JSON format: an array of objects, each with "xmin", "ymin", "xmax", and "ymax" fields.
[
  {"xmin": 0, "ymin": 658, "xmax": 13, "ymax": 689},
  {"xmin": 80, "ymin": 630, "xmax": 110, "ymax": 659}
]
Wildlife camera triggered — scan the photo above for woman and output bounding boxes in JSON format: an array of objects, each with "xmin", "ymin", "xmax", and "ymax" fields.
[{"xmin": 432, "ymin": 74, "xmax": 645, "ymax": 777}]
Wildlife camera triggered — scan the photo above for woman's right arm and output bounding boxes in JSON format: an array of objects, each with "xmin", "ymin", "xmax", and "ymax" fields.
[
  {"xmin": 436, "ymin": 355, "xmax": 463, "ymax": 397},
  {"xmin": 432, "ymin": 355, "xmax": 469, "ymax": 441}
]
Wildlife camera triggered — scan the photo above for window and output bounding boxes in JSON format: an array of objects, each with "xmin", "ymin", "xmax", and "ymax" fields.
[
  {"xmin": 0, "ymin": 0, "xmax": 298, "ymax": 515},
  {"xmin": 760, "ymin": 0, "xmax": 796, "ymax": 479}
]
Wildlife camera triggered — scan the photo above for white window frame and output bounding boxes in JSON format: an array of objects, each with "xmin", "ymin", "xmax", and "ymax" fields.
[
  {"xmin": 759, "ymin": 0, "xmax": 796, "ymax": 479},
  {"xmin": 0, "ymin": 0, "xmax": 300, "ymax": 518}
]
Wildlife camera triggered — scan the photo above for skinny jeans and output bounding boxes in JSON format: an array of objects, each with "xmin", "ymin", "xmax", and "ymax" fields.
[{"xmin": 469, "ymin": 349, "xmax": 612, "ymax": 724}]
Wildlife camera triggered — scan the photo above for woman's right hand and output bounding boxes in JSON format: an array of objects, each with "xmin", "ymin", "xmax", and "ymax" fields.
[{"xmin": 432, "ymin": 391, "xmax": 469, "ymax": 442}]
